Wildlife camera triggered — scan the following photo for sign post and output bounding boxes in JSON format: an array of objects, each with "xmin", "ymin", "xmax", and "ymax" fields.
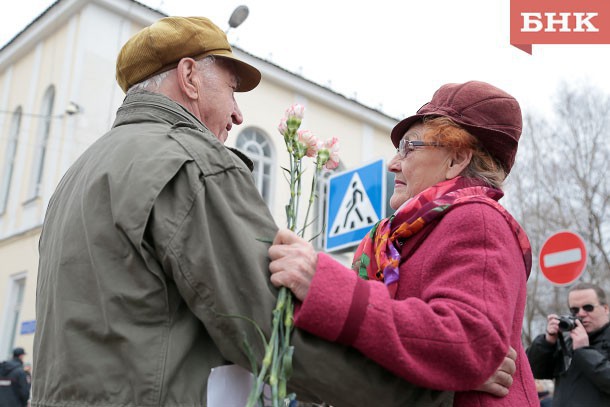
[
  {"xmin": 325, "ymin": 159, "xmax": 385, "ymax": 252},
  {"xmin": 539, "ymin": 231, "xmax": 587, "ymax": 285}
]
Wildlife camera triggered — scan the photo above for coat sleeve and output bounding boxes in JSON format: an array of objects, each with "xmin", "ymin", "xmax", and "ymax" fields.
[
  {"xmin": 14, "ymin": 367, "xmax": 30, "ymax": 404},
  {"xmin": 294, "ymin": 203, "xmax": 528, "ymax": 391},
  {"xmin": 526, "ymin": 334, "xmax": 559, "ymax": 379},
  {"xmin": 148, "ymin": 160, "xmax": 452, "ymax": 407},
  {"xmin": 572, "ymin": 345, "xmax": 610, "ymax": 394}
]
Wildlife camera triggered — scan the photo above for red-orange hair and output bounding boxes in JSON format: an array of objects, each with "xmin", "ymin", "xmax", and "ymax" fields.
[{"xmin": 421, "ymin": 116, "xmax": 506, "ymax": 189}]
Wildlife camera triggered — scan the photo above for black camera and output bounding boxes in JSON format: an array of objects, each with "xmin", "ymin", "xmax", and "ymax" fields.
[{"xmin": 557, "ymin": 315, "xmax": 581, "ymax": 332}]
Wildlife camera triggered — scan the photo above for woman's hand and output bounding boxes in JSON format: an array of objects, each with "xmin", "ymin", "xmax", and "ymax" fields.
[
  {"xmin": 268, "ymin": 229, "xmax": 318, "ymax": 301},
  {"xmin": 476, "ymin": 347, "xmax": 517, "ymax": 397}
]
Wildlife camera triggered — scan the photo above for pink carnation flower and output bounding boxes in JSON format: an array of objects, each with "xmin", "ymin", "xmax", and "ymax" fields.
[
  {"xmin": 317, "ymin": 137, "xmax": 340, "ymax": 170},
  {"xmin": 324, "ymin": 137, "xmax": 340, "ymax": 169},
  {"xmin": 285, "ymin": 104, "xmax": 305, "ymax": 121},
  {"xmin": 297, "ymin": 130, "xmax": 320, "ymax": 158},
  {"xmin": 278, "ymin": 119, "xmax": 288, "ymax": 136}
]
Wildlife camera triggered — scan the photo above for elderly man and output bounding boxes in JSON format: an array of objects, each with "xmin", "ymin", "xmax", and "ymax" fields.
[
  {"xmin": 527, "ymin": 282, "xmax": 610, "ymax": 406},
  {"xmin": 33, "ymin": 17, "xmax": 513, "ymax": 407}
]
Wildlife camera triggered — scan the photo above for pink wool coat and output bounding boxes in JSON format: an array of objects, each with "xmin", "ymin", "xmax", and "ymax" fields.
[{"xmin": 294, "ymin": 202, "xmax": 538, "ymax": 406}]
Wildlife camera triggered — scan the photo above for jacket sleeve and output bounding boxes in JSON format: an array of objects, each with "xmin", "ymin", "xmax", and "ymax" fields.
[
  {"xmin": 14, "ymin": 367, "xmax": 30, "ymax": 404},
  {"xmin": 294, "ymin": 203, "xmax": 528, "ymax": 391},
  {"xmin": 572, "ymin": 345, "xmax": 610, "ymax": 394},
  {"xmin": 526, "ymin": 334, "xmax": 558, "ymax": 379},
  {"xmin": 150, "ymin": 160, "xmax": 452, "ymax": 407}
]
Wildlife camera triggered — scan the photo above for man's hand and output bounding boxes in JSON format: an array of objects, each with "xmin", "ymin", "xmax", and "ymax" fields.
[
  {"xmin": 545, "ymin": 314, "xmax": 560, "ymax": 344},
  {"xmin": 476, "ymin": 347, "xmax": 517, "ymax": 397},
  {"xmin": 570, "ymin": 319, "xmax": 589, "ymax": 349}
]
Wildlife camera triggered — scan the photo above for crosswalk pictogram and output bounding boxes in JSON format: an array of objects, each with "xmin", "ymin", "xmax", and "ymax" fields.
[{"xmin": 329, "ymin": 173, "xmax": 379, "ymax": 237}]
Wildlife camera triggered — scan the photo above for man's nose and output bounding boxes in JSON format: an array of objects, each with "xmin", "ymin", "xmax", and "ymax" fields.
[{"xmin": 232, "ymin": 101, "xmax": 243, "ymax": 125}]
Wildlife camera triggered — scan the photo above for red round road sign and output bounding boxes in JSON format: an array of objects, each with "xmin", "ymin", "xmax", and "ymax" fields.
[{"xmin": 539, "ymin": 231, "xmax": 587, "ymax": 285}]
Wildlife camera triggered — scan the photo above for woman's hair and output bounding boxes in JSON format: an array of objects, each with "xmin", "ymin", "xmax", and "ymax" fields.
[
  {"xmin": 126, "ymin": 55, "xmax": 218, "ymax": 95},
  {"xmin": 421, "ymin": 116, "xmax": 507, "ymax": 189}
]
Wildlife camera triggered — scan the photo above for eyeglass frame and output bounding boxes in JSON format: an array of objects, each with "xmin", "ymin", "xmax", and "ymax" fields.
[
  {"xmin": 569, "ymin": 303, "xmax": 601, "ymax": 315},
  {"xmin": 396, "ymin": 139, "xmax": 444, "ymax": 158}
]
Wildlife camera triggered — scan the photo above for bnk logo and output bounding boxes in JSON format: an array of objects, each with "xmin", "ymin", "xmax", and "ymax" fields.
[
  {"xmin": 521, "ymin": 12, "xmax": 599, "ymax": 32},
  {"xmin": 510, "ymin": 0, "xmax": 610, "ymax": 54}
]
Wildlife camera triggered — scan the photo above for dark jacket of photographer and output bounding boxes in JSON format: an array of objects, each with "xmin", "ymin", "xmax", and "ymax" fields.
[{"xmin": 526, "ymin": 322, "xmax": 610, "ymax": 407}]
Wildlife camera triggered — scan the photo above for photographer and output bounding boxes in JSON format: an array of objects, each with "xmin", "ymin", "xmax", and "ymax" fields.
[{"xmin": 526, "ymin": 282, "xmax": 610, "ymax": 406}]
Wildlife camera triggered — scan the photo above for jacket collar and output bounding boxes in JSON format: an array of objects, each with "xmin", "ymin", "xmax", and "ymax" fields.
[
  {"xmin": 589, "ymin": 322, "xmax": 610, "ymax": 340},
  {"xmin": 112, "ymin": 91, "xmax": 255, "ymax": 172},
  {"xmin": 113, "ymin": 91, "xmax": 206, "ymax": 131}
]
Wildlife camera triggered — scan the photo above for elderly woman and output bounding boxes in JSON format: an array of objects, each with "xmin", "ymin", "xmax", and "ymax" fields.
[{"xmin": 268, "ymin": 81, "xmax": 538, "ymax": 406}]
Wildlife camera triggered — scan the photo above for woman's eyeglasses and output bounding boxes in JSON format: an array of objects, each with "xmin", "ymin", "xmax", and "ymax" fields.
[
  {"xmin": 569, "ymin": 304, "xmax": 599, "ymax": 315},
  {"xmin": 397, "ymin": 139, "xmax": 443, "ymax": 158}
]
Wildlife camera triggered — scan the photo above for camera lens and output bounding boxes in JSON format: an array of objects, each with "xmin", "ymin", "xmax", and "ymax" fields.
[{"xmin": 558, "ymin": 315, "xmax": 577, "ymax": 332}]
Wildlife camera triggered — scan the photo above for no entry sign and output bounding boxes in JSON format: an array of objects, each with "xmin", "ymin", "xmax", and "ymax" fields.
[{"xmin": 539, "ymin": 231, "xmax": 587, "ymax": 285}]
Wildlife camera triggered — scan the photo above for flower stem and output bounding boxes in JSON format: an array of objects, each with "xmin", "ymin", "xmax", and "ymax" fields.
[{"xmin": 301, "ymin": 166, "xmax": 321, "ymax": 238}]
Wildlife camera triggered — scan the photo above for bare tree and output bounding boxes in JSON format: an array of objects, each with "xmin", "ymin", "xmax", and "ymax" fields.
[{"xmin": 504, "ymin": 82, "xmax": 610, "ymax": 345}]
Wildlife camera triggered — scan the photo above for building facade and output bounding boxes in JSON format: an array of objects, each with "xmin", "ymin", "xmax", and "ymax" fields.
[{"xmin": 0, "ymin": 0, "xmax": 397, "ymax": 361}]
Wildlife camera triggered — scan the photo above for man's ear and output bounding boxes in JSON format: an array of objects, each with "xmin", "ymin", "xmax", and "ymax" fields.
[
  {"xmin": 176, "ymin": 58, "xmax": 199, "ymax": 100},
  {"xmin": 446, "ymin": 149, "xmax": 473, "ymax": 179}
]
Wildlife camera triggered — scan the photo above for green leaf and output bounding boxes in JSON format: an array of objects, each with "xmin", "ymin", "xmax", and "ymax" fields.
[
  {"xmin": 214, "ymin": 311, "xmax": 268, "ymax": 348},
  {"xmin": 255, "ymin": 237, "xmax": 273, "ymax": 244},
  {"xmin": 242, "ymin": 335, "xmax": 260, "ymax": 377},
  {"xmin": 280, "ymin": 346, "xmax": 294, "ymax": 381}
]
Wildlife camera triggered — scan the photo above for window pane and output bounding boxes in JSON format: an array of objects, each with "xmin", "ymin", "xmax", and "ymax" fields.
[
  {"xmin": 5, "ymin": 278, "xmax": 25, "ymax": 356},
  {"xmin": 0, "ymin": 108, "xmax": 21, "ymax": 214},
  {"xmin": 28, "ymin": 86, "xmax": 55, "ymax": 199},
  {"xmin": 235, "ymin": 128, "xmax": 275, "ymax": 206}
]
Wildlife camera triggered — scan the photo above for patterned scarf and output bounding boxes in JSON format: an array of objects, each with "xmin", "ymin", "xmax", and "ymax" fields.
[{"xmin": 351, "ymin": 176, "xmax": 532, "ymax": 298}]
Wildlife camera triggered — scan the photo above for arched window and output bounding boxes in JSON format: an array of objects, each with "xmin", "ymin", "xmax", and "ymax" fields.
[
  {"xmin": 236, "ymin": 127, "xmax": 275, "ymax": 206},
  {"xmin": 1, "ymin": 274, "xmax": 26, "ymax": 357},
  {"xmin": 313, "ymin": 161, "xmax": 345, "ymax": 250},
  {"xmin": 0, "ymin": 107, "xmax": 22, "ymax": 214},
  {"xmin": 28, "ymin": 85, "xmax": 55, "ymax": 199}
]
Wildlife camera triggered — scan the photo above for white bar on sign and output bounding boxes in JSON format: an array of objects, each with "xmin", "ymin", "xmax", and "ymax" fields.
[{"xmin": 544, "ymin": 248, "xmax": 582, "ymax": 268}]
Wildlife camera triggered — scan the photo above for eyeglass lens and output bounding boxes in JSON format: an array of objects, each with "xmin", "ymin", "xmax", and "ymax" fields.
[
  {"xmin": 398, "ymin": 139, "xmax": 425, "ymax": 157},
  {"xmin": 398, "ymin": 139, "xmax": 409, "ymax": 157},
  {"xmin": 569, "ymin": 304, "xmax": 596, "ymax": 314}
]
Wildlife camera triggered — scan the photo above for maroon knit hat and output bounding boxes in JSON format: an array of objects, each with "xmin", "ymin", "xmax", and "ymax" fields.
[{"xmin": 391, "ymin": 81, "xmax": 522, "ymax": 174}]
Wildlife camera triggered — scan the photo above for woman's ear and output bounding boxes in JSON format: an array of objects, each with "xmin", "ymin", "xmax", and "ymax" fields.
[
  {"xmin": 446, "ymin": 149, "xmax": 473, "ymax": 179},
  {"xmin": 176, "ymin": 58, "xmax": 199, "ymax": 100}
]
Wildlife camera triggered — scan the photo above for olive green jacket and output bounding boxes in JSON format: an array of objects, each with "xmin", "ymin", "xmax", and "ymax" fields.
[{"xmin": 32, "ymin": 91, "xmax": 452, "ymax": 407}]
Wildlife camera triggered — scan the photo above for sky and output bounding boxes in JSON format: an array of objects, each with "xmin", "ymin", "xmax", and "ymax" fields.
[{"xmin": 2, "ymin": 0, "xmax": 610, "ymax": 120}]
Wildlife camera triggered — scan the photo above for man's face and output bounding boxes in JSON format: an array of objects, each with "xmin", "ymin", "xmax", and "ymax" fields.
[
  {"xmin": 568, "ymin": 288, "xmax": 610, "ymax": 333},
  {"xmin": 195, "ymin": 59, "xmax": 243, "ymax": 143}
]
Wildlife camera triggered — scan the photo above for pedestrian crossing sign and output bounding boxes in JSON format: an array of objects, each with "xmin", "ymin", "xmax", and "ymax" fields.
[{"xmin": 325, "ymin": 159, "xmax": 385, "ymax": 252}]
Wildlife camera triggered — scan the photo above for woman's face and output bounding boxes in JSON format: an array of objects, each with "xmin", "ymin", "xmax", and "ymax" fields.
[{"xmin": 387, "ymin": 122, "xmax": 453, "ymax": 210}]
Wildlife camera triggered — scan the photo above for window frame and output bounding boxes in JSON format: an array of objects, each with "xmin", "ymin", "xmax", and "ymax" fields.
[
  {"xmin": 0, "ymin": 273, "xmax": 26, "ymax": 358},
  {"xmin": 27, "ymin": 85, "xmax": 55, "ymax": 200},
  {"xmin": 0, "ymin": 107, "xmax": 22, "ymax": 215},
  {"xmin": 235, "ymin": 127, "xmax": 276, "ymax": 207}
]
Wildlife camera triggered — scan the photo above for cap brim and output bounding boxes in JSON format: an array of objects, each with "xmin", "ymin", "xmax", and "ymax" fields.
[
  {"xmin": 391, "ymin": 114, "xmax": 425, "ymax": 147},
  {"xmin": 213, "ymin": 52, "xmax": 261, "ymax": 92},
  {"xmin": 391, "ymin": 112, "xmax": 518, "ymax": 174}
]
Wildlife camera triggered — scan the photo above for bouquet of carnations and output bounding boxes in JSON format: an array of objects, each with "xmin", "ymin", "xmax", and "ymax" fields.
[{"xmin": 246, "ymin": 104, "xmax": 339, "ymax": 407}]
